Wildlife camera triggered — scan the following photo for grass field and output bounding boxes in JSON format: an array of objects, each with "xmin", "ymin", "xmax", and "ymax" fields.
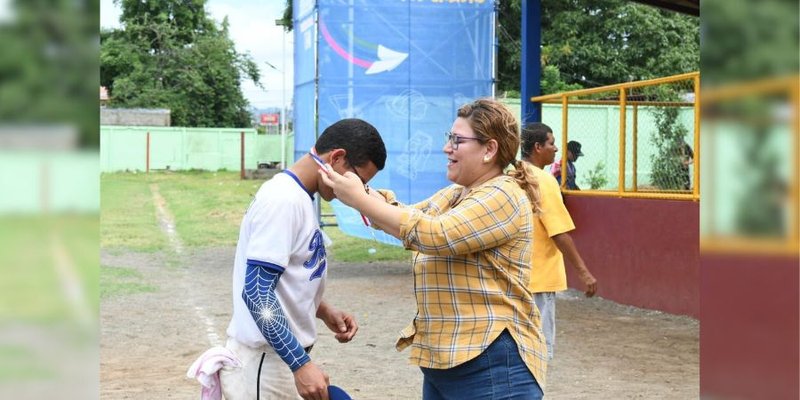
[
  {"xmin": 100, "ymin": 266, "xmax": 157, "ymax": 299},
  {"xmin": 0, "ymin": 211, "xmax": 99, "ymax": 386},
  {"xmin": 100, "ymin": 173, "xmax": 168, "ymax": 252},
  {"xmin": 100, "ymin": 170, "xmax": 410, "ymax": 263},
  {"xmin": 0, "ymin": 215, "xmax": 98, "ymax": 323}
]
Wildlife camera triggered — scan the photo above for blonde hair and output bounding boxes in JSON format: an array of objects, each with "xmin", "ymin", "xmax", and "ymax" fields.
[
  {"xmin": 507, "ymin": 160, "xmax": 542, "ymax": 214},
  {"xmin": 457, "ymin": 98, "xmax": 542, "ymax": 213}
]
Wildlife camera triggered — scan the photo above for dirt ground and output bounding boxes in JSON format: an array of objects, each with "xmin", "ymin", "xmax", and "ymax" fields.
[{"xmin": 100, "ymin": 247, "xmax": 698, "ymax": 399}]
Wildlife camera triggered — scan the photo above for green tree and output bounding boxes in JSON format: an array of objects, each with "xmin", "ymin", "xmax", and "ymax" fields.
[
  {"xmin": 540, "ymin": 65, "xmax": 583, "ymax": 95},
  {"xmin": 101, "ymin": 0, "xmax": 260, "ymax": 128},
  {"xmin": 701, "ymin": 0, "xmax": 798, "ymax": 239},
  {"xmin": 649, "ymin": 106, "xmax": 690, "ymax": 190},
  {"xmin": 701, "ymin": 0, "xmax": 798, "ymax": 86},
  {"xmin": 496, "ymin": 1, "xmax": 580, "ymax": 95},
  {"xmin": 0, "ymin": 0, "xmax": 100, "ymax": 147},
  {"xmin": 496, "ymin": 0, "xmax": 699, "ymax": 93},
  {"xmin": 117, "ymin": 0, "xmax": 215, "ymax": 46},
  {"xmin": 583, "ymin": 161, "xmax": 610, "ymax": 190},
  {"xmin": 496, "ymin": 0, "xmax": 522, "ymax": 94},
  {"xmin": 542, "ymin": 0, "xmax": 698, "ymax": 86},
  {"xmin": 278, "ymin": 0, "xmax": 293, "ymax": 31},
  {"xmin": 733, "ymin": 128, "xmax": 787, "ymax": 237}
]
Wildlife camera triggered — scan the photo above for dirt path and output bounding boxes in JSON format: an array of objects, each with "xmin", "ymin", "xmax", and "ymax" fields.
[{"xmin": 100, "ymin": 246, "xmax": 698, "ymax": 399}]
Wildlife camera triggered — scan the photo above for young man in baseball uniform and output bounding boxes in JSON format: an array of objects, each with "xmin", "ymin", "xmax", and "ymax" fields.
[{"xmin": 221, "ymin": 118, "xmax": 386, "ymax": 400}]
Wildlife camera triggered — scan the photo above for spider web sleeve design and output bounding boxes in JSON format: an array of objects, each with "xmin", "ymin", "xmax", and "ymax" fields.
[{"xmin": 242, "ymin": 260, "xmax": 311, "ymax": 372}]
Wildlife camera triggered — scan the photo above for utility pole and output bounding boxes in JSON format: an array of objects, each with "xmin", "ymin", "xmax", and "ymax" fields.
[{"xmin": 275, "ymin": 19, "xmax": 288, "ymax": 168}]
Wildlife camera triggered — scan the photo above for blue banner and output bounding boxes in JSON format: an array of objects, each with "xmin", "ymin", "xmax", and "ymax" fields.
[{"xmin": 294, "ymin": 0, "xmax": 495, "ymax": 244}]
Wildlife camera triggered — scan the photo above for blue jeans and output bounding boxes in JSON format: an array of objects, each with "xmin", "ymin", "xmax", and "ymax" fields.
[{"xmin": 420, "ymin": 330, "xmax": 543, "ymax": 400}]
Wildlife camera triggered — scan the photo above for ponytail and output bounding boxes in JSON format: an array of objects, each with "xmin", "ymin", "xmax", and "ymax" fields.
[{"xmin": 507, "ymin": 160, "xmax": 542, "ymax": 214}]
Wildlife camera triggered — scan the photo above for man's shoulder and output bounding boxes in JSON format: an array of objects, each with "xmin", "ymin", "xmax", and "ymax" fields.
[
  {"xmin": 528, "ymin": 165, "xmax": 561, "ymax": 191},
  {"xmin": 252, "ymin": 174, "xmax": 310, "ymax": 211}
]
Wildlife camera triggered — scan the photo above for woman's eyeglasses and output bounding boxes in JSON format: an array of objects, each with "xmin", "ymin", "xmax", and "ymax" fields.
[{"xmin": 445, "ymin": 132, "xmax": 485, "ymax": 150}]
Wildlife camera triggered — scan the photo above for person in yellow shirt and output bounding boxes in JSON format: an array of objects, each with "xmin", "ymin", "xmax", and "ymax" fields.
[
  {"xmin": 319, "ymin": 99, "xmax": 548, "ymax": 399},
  {"xmin": 521, "ymin": 122, "xmax": 598, "ymax": 360}
]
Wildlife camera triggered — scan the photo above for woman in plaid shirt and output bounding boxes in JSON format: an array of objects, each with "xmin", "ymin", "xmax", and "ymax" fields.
[{"xmin": 320, "ymin": 98, "xmax": 547, "ymax": 399}]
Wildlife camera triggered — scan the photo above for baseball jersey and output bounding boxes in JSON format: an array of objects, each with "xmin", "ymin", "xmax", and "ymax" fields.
[
  {"xmin": 226, "ymin": 171, "xmax": 327, "ymax": 349},
  {"xmin": 527, "ymin": 164, "xmax": 576, "ymax": 293}
]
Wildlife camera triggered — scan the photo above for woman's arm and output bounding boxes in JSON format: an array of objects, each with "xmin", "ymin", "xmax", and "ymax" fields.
[
  {"xmin": 397, "ymin": 186, "xmax": 522, "ymax": 255},
  {"xmin": 320, "ymin": 168, "xmax": 521, "ymax": 255},
  {"xmin": 318, "ymin": 166, "xmax": 407, "ymax": 237},
  {"xmin": 354, "ymin": 192, "xmax": 406, "ymax": 238}
]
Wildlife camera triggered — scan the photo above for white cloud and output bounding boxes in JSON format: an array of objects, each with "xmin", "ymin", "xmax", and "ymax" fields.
[
  {"xmin": 100, "ymin": 0, "xmax": 293, "ymax": 109},
  {"xmin": 100, "ymin": 0, "xmax": 121, "ymax": 29},
  {"xmin": 207, "ymin": 0, "xmax": 294, "ymax": 109},
  {"xmin": 0, "ymin": 0, "xmax": 14, "ymax": 24}
]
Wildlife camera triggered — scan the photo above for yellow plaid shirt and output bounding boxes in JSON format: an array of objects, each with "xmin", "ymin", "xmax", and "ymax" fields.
[{"xmin": 381, "ymin": 175, "xmax": 548, "ymax": 389}]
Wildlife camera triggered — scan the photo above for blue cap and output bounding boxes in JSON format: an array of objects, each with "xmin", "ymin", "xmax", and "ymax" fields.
[{"xmin": 328, "ymin": 385, "xmax": 353, "ymax": 400}]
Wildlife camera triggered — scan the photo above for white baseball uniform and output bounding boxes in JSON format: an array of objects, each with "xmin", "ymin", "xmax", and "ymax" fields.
[{"xmin": 222, "ymin": 170, "xmax": 328, "ymax": 399}]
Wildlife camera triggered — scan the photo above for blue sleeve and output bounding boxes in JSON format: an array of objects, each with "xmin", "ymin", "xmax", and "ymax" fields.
[{"xmin": 241, "ymin": 260, "xmax": 311, "ymax": 372}]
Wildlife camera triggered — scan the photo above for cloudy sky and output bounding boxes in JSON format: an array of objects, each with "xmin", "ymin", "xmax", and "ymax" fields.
[{"xmin": 100, "ymin": 0, "xmax": 294, "ymax": 110}]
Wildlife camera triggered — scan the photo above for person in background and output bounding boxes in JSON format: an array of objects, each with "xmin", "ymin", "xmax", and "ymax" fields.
[
  {"xmin": 551, "ymin": 140, "xmax": 584, "ymax": 190},
  {"xmin": 522, "ymin": 122, "xmax": 598, "ymax": 360},
  {"xmin": 679, "ymin": 141, "xmax": 694, "ymax": 190}
]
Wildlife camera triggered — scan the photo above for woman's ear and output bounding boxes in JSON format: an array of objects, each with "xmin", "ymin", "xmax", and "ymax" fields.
[{"xmin": 484, "ymin": 139, "xmax": 499, "ymax": 160}]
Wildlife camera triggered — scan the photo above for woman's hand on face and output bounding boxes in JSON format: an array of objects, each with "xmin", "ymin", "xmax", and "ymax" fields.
[{"xmin": 318, "ymin": 164, "xmax": 366, "ymax": 207}]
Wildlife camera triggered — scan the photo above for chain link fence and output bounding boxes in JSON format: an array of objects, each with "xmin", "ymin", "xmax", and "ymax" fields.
[
  {"xmin": 700, "ymin": 75, "xmax": 799, "ymax": 254},
  {"xmin": 533, "ymin": 72, "xmax": 699, "ymax": 199}
]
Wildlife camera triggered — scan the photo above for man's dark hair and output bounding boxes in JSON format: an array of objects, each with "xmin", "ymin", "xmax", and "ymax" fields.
[
  {"xmin": 567, "ymin": 140, "xmax": 583, "ymax": 157},
  {"xmin": 520, "ymin": 122, "xmax": 553, "ymax": 158},
  {"xmin": 315, "ymin": 118, "xmax": 386, "ymax": 170}
]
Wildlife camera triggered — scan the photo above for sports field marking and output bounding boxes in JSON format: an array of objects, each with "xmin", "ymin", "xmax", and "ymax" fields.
[
  {"xmin": 149, "ymin": 184, "xmax": 184, "ymax": 256},
  {"xmin": 50, "ymin": 233, "xmax": 93, "ymax": 331},
  {"xmin": 149, "ymin": 183, "xmax": 220, "ymax": 346}
]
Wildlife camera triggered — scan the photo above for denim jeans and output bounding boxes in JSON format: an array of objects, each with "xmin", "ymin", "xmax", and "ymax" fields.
[{"xmin": 420, "ymin": 330, "xmax": 543, "ymax": 400}]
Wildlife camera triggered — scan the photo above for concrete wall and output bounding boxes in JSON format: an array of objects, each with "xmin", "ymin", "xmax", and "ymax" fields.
[
  {"xmin": 700, "ymin": 253, "xmax": 799, "ymax": 399},
  {"xmin": 100, "ymin": 108, "xmax": 171, "ymax": 127},
  {"xmin": 100, "ymin": 126, "xmax": 294, "ymax": 172},
  {"xmin": 0, "ymin": 151, "xmax": 99, "ymax": 214},
  {"xmin": 0, "ymin": 126, "xmax": 78, "ymax": 150},
  {"xmin": 563, "ymin": 195, "xmax": 699, "ymax": 317}
]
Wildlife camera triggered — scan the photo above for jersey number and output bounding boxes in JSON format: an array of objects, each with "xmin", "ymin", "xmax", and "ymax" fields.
[{"xmin": 303, "ymin": 230, "xmax": 327, "ymax": 281}]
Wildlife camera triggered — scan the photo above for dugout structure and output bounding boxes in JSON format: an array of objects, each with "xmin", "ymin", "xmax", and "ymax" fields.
[
  {"xmin": 529, "ymin": 72, "xmax": 701, "ymax": 318},
  {"xmin": 529, "ymin": 70, "xmax": 800, "ymax": 399},
  {"xmin": 699, "ymin": 75, "xmax": 799, "ymax": 399}
]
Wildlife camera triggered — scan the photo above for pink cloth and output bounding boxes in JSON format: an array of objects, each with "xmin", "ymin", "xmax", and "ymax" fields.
[
  {"xmin": 550, "ymin": 159, "xmax": 562, "ymax": 178},
  {"xmin": 187, "ymin": 346, "xmax": 242, "ymax": 400}
]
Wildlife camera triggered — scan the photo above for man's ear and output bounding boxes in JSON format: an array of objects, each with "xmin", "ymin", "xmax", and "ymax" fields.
[{"xmin": 327, "ymin": 148, "xmax": 347, "ymax": 165}]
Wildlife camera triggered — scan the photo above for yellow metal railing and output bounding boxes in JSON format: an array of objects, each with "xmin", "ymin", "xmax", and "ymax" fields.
[
  {"xmin": 699, "ymin": 75, "xmax": 800, "ymax": 256},
  {"xmin": 531, "ymin": 72, "xmax": 700, "ymax": 201}
]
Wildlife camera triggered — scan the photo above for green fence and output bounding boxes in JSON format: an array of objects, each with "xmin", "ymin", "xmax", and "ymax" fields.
[
  {"xmin": 503, "ymin": 99, "xmax": 695, "ymax": 192},
  {"xmin": 100, "ymin": 126, "xmax": 294, "ymax": 172},
  {"xmin": 0, "ymin": 150, "xmax": 99, "ymax": 214}
]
